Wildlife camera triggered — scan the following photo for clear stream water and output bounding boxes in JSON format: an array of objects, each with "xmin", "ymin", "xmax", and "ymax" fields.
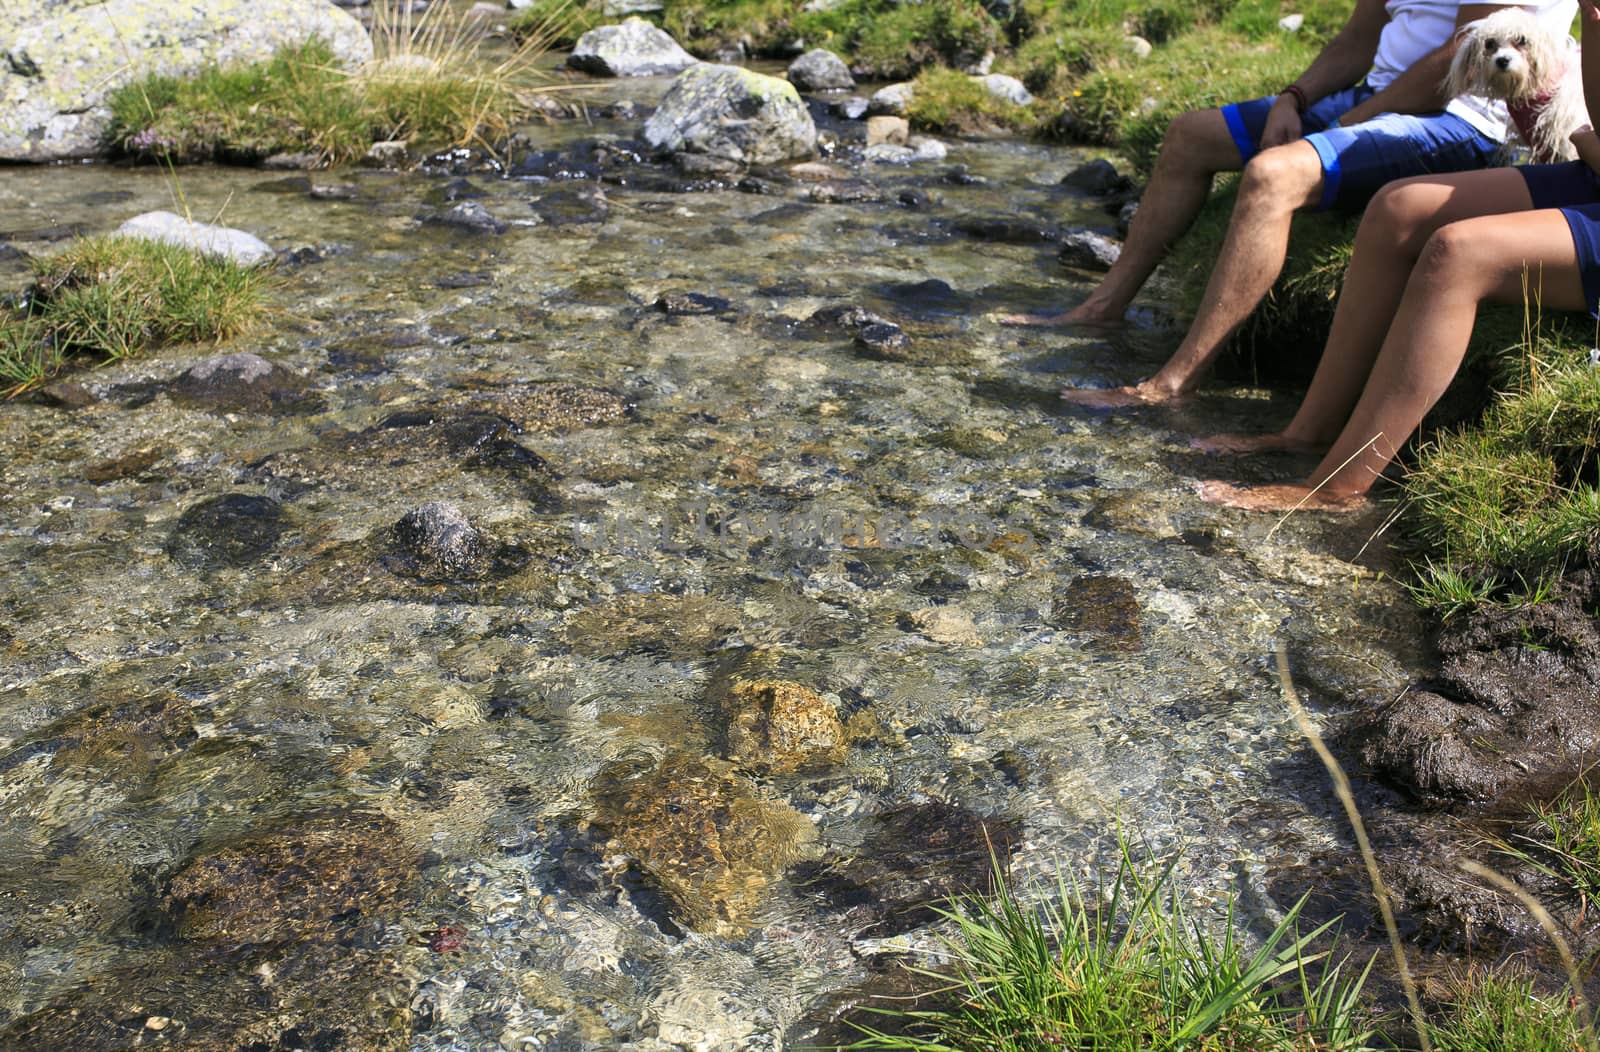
[{"xmin": 0, "ymin": 65, "xmax": 1433, "ymax": 1051}]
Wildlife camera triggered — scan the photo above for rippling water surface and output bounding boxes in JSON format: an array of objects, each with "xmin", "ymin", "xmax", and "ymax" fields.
[{"xmin": 0, "ymin": 72, "xmax": 1431, "ymax": 1050}]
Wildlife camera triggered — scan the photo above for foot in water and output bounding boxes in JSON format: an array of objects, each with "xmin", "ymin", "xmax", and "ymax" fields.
[
  {"xmin": 1059, "ymin": 382, "xmax": 1179, "ymax": 408},
  {"xmin": 994, "ymin": 308, "xmax": 1124, "ymax": 330},
  {"xmin": 1189, "ymin": 431, "xmax": 1326, "ymax": 455},
  {"xmin": 1192, "ymin": 479, "xmax": 1366, "ymax": 512}
]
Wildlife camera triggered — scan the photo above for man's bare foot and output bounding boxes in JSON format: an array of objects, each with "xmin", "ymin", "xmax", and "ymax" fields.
[
  {"xmin": 1059, "ymin": 381, "xmax": 1180, "ymax": 408},
  {"xmin": 1192, "ymin": 479, "xmax": 1366, "ymax": 512},
  {"xmin": 993, "ymin": 308, "xmax": 1125, "ymax": 330},
  {"xmin": 1189, "ymin": 431, "xmax": 1326, "ymax": 455}
]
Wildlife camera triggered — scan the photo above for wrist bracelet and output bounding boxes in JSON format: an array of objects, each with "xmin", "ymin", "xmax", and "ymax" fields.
[{"xmin": 1282, "ymin": 83, "xmax": 1309, "ymax": 114}]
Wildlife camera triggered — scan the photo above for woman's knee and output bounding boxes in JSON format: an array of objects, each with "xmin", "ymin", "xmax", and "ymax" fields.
[
  {"xmin": 1414, "ymin": 222, "xmax": 1491, "ymax": 290},
  {"xmin": 1363, "ymin": 179, "xmax": 1452, "ymax": 252}
]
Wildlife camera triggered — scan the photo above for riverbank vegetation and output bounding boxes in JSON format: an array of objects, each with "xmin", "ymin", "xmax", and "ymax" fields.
[
  {"xmin": 0, "ymin": 238, "xmax": 264, "ymax": 395},
  {"xmin": 841, "ymin": 841, "xmax": 1598, "ymax": 1051},
  {"xmin": 107, "ymin": 5, "xmax": 564, "ymax": 166}
]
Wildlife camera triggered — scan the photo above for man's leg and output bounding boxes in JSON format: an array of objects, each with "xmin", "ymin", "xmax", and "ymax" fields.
[
  {"xmin": 999, "ymin": 108, "xmax": 1245, "ymax": 328},
  {"xmin": 1061, "ymin": 139, "xmax": 1325, "ymax": 406}
]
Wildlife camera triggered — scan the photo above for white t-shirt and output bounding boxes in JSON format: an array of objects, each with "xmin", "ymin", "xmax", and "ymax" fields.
[{"xmin": 1369, "ymin": 0, "xmax": 1577, "ymax": 140}]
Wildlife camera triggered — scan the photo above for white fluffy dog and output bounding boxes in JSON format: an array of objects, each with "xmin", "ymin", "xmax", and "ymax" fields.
[{"xmin": 1443, "ymin": 7, "xmax": 1585, "ymax": 162}]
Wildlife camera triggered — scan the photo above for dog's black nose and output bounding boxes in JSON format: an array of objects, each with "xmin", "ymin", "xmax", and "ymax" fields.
[{"xmin": 1495, "ymin": 54, "xmax": 1512, "ymax": 70}]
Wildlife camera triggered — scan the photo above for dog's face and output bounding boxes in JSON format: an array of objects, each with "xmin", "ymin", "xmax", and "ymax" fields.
[{"xmin": 1449, "ymin": 9, "xmax": 1565, "ymax": 100}]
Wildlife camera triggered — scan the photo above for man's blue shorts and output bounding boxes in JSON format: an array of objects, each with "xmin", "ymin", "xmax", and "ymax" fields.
[
  {"xmin": 1221, "ymin": 85, "xmax": 1500, "ymax": 212},
  {"xmin": 1520, "ymin": 160, "xmax": 1600, "ymax": 316}
]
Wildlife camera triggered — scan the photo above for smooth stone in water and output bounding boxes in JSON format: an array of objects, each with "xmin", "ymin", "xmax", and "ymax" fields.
[
  {"xmin": 114, "ymin": 211, "xmax": 273, "ymax": 266},
  {"xmin": 643, "ymin": 64, "xmax": 817, "ymax": 166},
  {"xmin": 866, "ymin": 115, "xmax": 908, "ymax": 146},
  {"xmin": 854, "ymin": 322, "xmax": 911, "ymax": 360},
  {"xmin": 830, "ymin": 95, "xmax": 870, "ymax": 120},
  {"xmin": 429, "ymin": 200, "xmax": 509, "ymax": 235},
  {"xmin": 868, "ymin": 82, "xmax": 914, "ymax": 116},
  {"xmin": 171, "ymin": 352, "xmax": 306, "ymax": 412},
  {"xmin": 1058, "ymin": 229, "xmax": 1122, "ymax": 271},
  {"xmin": 392, "ymin": 502, "xmax": 488, "ymax": 580},
  {"xmin": 1061, "ymin": 157, "xmax": 1131, "ymax": 196},
  {"xmin": 166, "ymin": 494, "xmax": 288, "ymax": 570},
  {"xmin": 567, "ymin": 17, "xmax": 696, "ymax": 78},
  {"xmin": 787, "ymin": 48, "xmax": 854, "ymax": 92}
]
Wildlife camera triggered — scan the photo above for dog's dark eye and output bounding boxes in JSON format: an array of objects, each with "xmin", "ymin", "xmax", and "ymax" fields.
[
  {"xmin": 1515, "ymin": 36, "xmax": 1528, "ymax": 47},
  {"xmin": 1483, "ymin": 38, "xmax": 1498, "ymax": 52}
]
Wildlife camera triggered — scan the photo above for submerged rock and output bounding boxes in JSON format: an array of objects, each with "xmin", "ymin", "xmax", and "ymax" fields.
[
  {"xmin": 428, "ymin": 200, "xmax": 509, "ymax": 235},
  {"xmin": 568, "ymin": 17, "xmax": 697, "ymax": 78},
  {"xmin": 853, "ymin": 322, "xmax": 911, "ymax": 361},
  {"xmin": 114, "ymin": 211, "xmax": 274, "ymax": 266},
  {"xmin": 163, "ymin": 811, "xmax": 420, "ymax": 945},
  {"xmin": 166, "ymin": 493, "xmax": 289, "ymax": 570},
  {"xmin": 793, "ymin": 800, "xmax": 1019, "ymax": 936},
  {"xmin": 1, "ymin": 0, "xmax": 371, "ymax": 162},
  {"xmin": 170, "ymin": 351, "xmax": 308, "ymax": 412},
  {"xmin": 1051, "ymin": 574, "xmax": 1142, "ymax": 651},
  {"xmin": 391, "ymin": 502, "xmax": 488, "ymax": 580},
  {"xmin": 719, "ymin": 678, "xmax": 847, "ymax": 773},
  {"xmin": 590, "ymin": 752, "xmax": 818, "ymax": 936},
  {"xmin": 1062, "ymin": 158, "xmax": 1132, "ymax": 196},
  {"xmin": 655, "ymin": 291, "xmax": 733, "ymax": 315},
  {"xmin": 643, "ymin": 64, "xmax": 818, "ymax": 167},
  {"xmin": 1058, "ymin": 229, "xmax": 1122, "ymax": 271},
  {"xmin": 246, "ymin": 410, "xmax": 558, "ymax": 505},
  {"xmin": 787, "ymin": 48, "xmax": 854, "ymax": 93}
]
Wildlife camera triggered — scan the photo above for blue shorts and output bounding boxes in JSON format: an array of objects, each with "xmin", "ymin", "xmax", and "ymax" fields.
[
  {"xmin": 1519, "ymin": 160, "xmax": 1600, "ymax": 315},
  {"xmin": 1222, "ymin": 86, "xmax": 1500, "ymax": 211}
]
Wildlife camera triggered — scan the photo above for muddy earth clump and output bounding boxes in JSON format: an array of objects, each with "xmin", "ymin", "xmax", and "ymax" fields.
[
  {"xmin": 588, "ymin": 751, "xmax": 819, "ymax": 937},
  {"xmin": 1359, "ymin": 568, "xmax": 1600, "ymax": 803}
]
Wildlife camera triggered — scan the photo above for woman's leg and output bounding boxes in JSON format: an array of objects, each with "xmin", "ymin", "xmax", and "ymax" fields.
[
  {"xmin": 1197, "ymin": 208, "xmax": 1587, "ymax": 511},
  {"xmin": 1194, "ymin": 167, "xmax": 1536, "ymax": 454}
]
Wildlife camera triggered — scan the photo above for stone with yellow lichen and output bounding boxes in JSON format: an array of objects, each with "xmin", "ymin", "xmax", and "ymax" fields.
[
  {"xmin": 1, "ymin": 0, "xmax": 372, "ymax": 162},
  {"xmin": 589, "ymin": 752, "xmax": 818, "ymax": 937}
]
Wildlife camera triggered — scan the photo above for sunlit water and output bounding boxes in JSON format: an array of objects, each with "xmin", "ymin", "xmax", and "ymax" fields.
[{"xmin": 0, "ymin": 70, "xmax": 1431, "ymax": 1050}]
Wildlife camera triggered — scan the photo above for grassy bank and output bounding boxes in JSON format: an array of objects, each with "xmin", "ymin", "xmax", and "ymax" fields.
[
  {"xmin": 840, "ymin": 839, "xmax": 1597, "ymax": 1051},
  {"xmin": 0, "ymin": 237, "xmax": 264, "ymax": 395},
  {"xmin": 108, "ymin": 6, "xmax": 563, "ymax": 166}
]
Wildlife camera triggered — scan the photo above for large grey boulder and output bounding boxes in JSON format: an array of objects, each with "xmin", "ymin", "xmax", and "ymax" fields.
[
  {"xmin": 786, "ymin": 48, "xmax": 853, "ymax": 92},
  {"xmin": 1, "ymin": 0, "xmax": 372, "ymax": 162},
  {"xmin": 643, "ymin": 64, "xmax": 817, "ymax": 166},
  {"xmin": 567, "ymin": 16, "xmax": 696, "ymax": 78},
  {"xmin": 115, "ymin": 212, "xmax": 274, "ymax": 267}
]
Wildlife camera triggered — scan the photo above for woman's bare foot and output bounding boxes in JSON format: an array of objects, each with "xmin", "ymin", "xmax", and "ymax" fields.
[
  {"xmin": 1192, "ymin": 479, "xmax": 1367, "ymax": 512},
  {"xmin": 1059, "ymin": 381, "xmax": 1181, "ymax": 408},
  {"xmin": 993, "ymin": 307, "xmax": 1125, "ymax": 330},
  {"xmin": 1189, "ymin": 431, "xmax": 1327, "ymax": 455}
]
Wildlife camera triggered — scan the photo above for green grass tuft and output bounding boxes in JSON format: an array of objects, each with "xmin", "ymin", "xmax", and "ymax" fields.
[
  {"xmin": 1424, "ymin": 965, "xmax": 1598, "ymax": 1051},
  {"xmin": 845, "ymin": 841, "xmax": 1376, "ymax": 1051},
  {"xmin": 907, "ymin": 67, "xmax": 1036, "ymax": 134},
  {"xmin": 107, "ymin": 5, "xmax": 566, "ymax": 167},
  {"xmin": 0, "ymin": 237, "xmax": 264, "ymax": 395}
]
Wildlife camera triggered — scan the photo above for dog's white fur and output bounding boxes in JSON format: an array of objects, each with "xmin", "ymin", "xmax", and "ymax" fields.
[{"xmin": 1443, "ymin": 7, "xmax": 1585, "ymax": 162}]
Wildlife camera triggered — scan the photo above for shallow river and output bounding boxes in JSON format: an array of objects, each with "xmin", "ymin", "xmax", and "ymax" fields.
[{"xmin": 0, "ymin": 71, "xmax": 1432, "ymax": 1050}]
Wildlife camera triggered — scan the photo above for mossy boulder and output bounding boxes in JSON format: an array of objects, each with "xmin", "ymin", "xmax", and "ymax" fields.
[
  {"xmin": 643, "ymin": 63, "xmax": 817, "ymax": 166},
  {"xmin": 1, "ymin": 0, "xmax": 371, "ymax": 162}
]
